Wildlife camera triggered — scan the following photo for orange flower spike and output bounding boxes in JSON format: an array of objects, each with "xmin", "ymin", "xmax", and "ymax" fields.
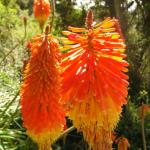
[
  {"xmin": 116, "ymin": 135, "xmax": 130, "ymax": 150},
  {"xmin": 61, "ymin": 10, "xmax": 129, "ymax": 150},
  {"xmin": 33, "ymin": 0, "xmax": 50, "ymax": 30},
  {"xmin": 20, "ymin": 26, "xmax": 65, "ymax": 150},
  {"xmin": 139, "ymin": 103, "xmax": 150, "ymax": 116}
]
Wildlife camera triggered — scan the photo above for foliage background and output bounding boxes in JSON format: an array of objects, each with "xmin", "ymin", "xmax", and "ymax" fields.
[{"xmin": 0, "ymin": 0, "xmax": 150, "ymax": 150}]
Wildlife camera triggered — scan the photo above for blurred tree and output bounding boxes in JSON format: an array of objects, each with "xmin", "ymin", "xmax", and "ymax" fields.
[{"xmin": 55, "ymin": 0, "xmax": 86, "ymax": 30}]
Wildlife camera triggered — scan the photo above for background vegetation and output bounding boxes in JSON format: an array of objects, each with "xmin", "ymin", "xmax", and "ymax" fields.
[{"xmin": 0, "ymin": 0, "xmax": 149, "ymax": 149}]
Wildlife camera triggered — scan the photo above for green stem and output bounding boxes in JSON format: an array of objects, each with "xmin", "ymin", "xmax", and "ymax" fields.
[
  {"xmin": 3, "ymin": 100, "xmax": 20, "ymax": 128},
  {"xmin": 22, "ymin": 22, "xmax": 27, "ymax": 43},
  {"xmin": 53, "ymin": 126, "xmax": 75, "ymax": 144},
  {"xmin": 141, "ymin": 103, "xmax": 147, "ymax": 150},
  {"xmin": 0, "ymin": 91, "xmax": 19, "ymax": 117},
  {"xmin": 0, "ymin": 44, "xmax": 19, "ymax": 65},
  {"xmin": 50, "ymin": 0, "xmax": 55, "ymax": 33}
]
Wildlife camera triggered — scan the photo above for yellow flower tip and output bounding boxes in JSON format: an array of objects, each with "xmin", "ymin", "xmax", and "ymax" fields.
[
  {"xmin": 68, "ymin": 26, "xmax": 87, "ymax": 33},
  {"xmin": 82, "ymin": 128, "xmax": 113, "ymax": 150},
  {"xmin": 62, "ymin": 31, "xmax": 72, "ymax": 36},
  {"xmin": 67, "ymin": 97, "xmax": 121, "ymax": 150},
  {"xmin": 27, "ymin": 127, "xmax": 63, "ymax": 150}
]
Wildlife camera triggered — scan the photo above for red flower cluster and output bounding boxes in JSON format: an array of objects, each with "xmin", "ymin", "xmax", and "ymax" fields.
[
  {"xmin": 60, "ymin": 10, "xmax": 129, "ymax": 149},
  {"xmin": 20, "ymin": 2, "xmax": 129, "ymax": 149},
  {"xmin": 20, "ymin": 29, "xmax": 65, "ymax": 149}
]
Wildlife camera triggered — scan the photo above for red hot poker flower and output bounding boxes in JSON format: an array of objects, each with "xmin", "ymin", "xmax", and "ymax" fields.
[
  {"xmin": 61, "ymin": 10, "xmax": 129, "ymax": 150},
  {"xmin": 20, "ymin": 27, "xmax": 65, "ymax": 150},
  {"xmin": 33, "ymin": 0, "xmax": 50, "ymax": 30}
]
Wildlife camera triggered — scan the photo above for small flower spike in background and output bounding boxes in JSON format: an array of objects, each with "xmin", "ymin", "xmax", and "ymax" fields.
[
  {"xmin": 33, "ymin": 0, "xmax": 50, "ymax": 30},
  {"xmin": 115, "ymin": 135, "xmax": 130, "ymax": 150},
  {"xmin": 20, "ymin": 26, "xmax": 65, "ymax": 150},
  {"xmin": 139, "ymin": 103, "xmax": 150, "ymax": 150},
  {"xmin": 61, "ymin": 10, "xmax": 129, "ymax": 150}
]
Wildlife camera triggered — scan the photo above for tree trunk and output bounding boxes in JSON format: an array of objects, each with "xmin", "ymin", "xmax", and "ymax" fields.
[{"xmin": 114, "ymin": 0, "xmax": 121, "ymax": 20}]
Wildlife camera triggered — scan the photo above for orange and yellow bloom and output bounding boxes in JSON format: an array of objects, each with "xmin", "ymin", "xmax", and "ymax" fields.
[
  {"xmin": 60, "ymin": 10, "xmax": 129, "ymax": 149},
  {"xmin": 20, "ymin": 27, "xmax": 65, "ymax": 150},
  {"xmin": 115, "ymin": 135, "xmax": 130, "ymax": 150},
  {"xmin": 33, "ymin": 0, "xmax": 50, "ymax": 29}
]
